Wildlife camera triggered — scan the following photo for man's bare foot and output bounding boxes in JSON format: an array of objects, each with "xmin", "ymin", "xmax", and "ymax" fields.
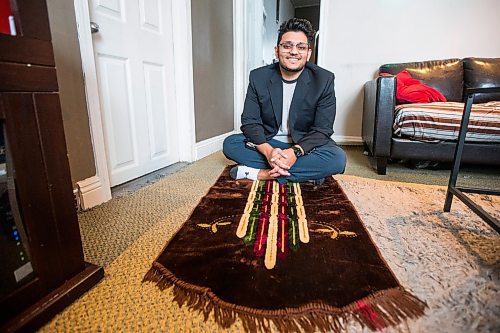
[{"xmin": 257, "ymin": 169, "xmax": 275, "ymax": 180}]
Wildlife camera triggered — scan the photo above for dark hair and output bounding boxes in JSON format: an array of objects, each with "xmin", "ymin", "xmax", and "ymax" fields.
[{"xmin": 277, "ymin": 18, "xmax": 316, "ymax": 46}]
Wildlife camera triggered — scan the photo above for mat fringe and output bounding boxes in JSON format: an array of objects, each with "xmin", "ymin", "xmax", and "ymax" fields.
[{"xmin": 143, "ymin": 263, "xmax": 427, "ymax": 332}]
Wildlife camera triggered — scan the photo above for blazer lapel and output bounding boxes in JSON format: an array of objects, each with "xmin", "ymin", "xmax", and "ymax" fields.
[
  {"xmin": 268, "ymin": 69, "xmax": 283, "ymax": 127},
  {"xmin": 289, "ymin": 69, "xmax": 311, "ymax": 127}
]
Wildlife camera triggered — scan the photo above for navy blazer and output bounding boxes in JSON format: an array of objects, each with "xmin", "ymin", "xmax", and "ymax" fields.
[{"xmin": 240, "ymin": 62, "xmax": 336, "ymax": 154}]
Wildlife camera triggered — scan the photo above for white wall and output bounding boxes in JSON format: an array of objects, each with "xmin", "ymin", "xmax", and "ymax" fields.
[
  {"xmin": 319, "ymin": 0, "xmax": 500, "ymax": 144},
  {"xmin": 245, "ymin": 0, "xmax": 264, "ymax": 72},
  {"xmin": 262, "ymin": 0, "xmax": 294, "ymax": 65}
]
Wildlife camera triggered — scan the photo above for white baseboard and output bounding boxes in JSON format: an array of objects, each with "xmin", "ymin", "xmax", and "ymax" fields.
[
  {"xmin": 75, "ymin": 175, "xmax": 112, "ymax": 210},
  {"xmin": 194, "ymin": 131, "xmax": 235, "ymax": 160},
  {"xmin": 332, "ymin": 135, "xmax": 363, "ymax": 145}
]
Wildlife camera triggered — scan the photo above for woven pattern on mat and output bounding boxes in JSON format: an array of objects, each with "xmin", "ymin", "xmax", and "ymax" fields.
[{"xmin": 144, "ymin": 167, "xmax": 427, "ymax": 332}]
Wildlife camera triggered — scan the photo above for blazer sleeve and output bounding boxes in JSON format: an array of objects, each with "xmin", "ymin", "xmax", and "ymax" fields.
[
  {"xmin": 240, "ymin": 73, "xmax": 267, "ymax": 144},
  {"xmin": 297, "ymin": 73, "xmax": 336, "ymax": 153}
]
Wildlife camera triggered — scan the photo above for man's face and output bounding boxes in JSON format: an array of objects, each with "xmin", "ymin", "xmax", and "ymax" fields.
[{"xmin": 275, "ymin": 31, "xmax": 312, "ymax": 74}]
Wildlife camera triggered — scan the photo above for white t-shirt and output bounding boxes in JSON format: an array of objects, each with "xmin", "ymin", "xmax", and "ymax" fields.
[{"xmin": 273, "ymin": 79, "xmax": 297, "ymax": 143}]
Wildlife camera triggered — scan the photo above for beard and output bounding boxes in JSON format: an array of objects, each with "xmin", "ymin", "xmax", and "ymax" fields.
[{"xmin": 279, "ymin": 60, "xmax": 305, "ymax": 73}]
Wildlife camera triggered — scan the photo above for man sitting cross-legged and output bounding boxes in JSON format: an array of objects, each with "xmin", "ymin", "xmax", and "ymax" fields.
[{"xmin": 223, "ymin": 18, "xmax": 346, "ymax": 185}]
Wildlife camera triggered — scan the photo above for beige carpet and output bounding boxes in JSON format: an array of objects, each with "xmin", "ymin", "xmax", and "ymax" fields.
[
  {"xmin": 39, "ymin": 151, "xmax": 500, "ymax": 332},
  {"xmin": 342, "ymin": 146, "xmax": 500, "ymax": 189}
]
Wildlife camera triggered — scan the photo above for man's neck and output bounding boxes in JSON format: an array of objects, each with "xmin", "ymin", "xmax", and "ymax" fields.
[{"xmin": 279, "ymin": 67, "xmax": 304, "ymax": 81}]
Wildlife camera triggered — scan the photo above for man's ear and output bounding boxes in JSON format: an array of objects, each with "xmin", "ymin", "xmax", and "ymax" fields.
[
  {"xmin": 306, "ymin": 48, "xmax": 312, "ymax": 61},
  {"xmin": 274, "ymin": 46, "xmax": 279, "ymax": 60}
]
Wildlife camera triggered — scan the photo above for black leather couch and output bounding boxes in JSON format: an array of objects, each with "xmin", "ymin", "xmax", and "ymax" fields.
[{"xmin": 362, "ymin": 57, "xmax": 500, "ymax": 175}]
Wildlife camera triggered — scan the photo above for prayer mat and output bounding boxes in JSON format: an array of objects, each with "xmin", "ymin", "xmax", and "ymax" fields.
[{"xmin": 143, "ymin": 167, "xmax": 427, "ymax": 332}]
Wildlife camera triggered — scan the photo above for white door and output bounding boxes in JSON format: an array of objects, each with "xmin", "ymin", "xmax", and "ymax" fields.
[{"xmin": 89, "ymin": 0, "xmax": 179, "ymax": 186}]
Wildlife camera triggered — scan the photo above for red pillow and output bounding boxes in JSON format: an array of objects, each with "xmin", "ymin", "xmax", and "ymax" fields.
[{"xmin": 380, "ymin": 70, "xmax": 446, "ymax": 104}]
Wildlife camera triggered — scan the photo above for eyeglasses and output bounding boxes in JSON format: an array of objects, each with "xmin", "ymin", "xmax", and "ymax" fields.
[{"xmin": 278, "ymin": 42, "xmax": 309, "ymax": 53}]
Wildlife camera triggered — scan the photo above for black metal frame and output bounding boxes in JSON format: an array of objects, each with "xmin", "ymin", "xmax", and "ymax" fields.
[{"xmin": 444, "ymin": 87, "xmax": 500, "ymax": 233}]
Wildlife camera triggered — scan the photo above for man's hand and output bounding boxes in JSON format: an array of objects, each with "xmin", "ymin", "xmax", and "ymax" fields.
[
  {"xmin": 257, "ymin": 143, "xmax": 291, "ymax": 177},
  {"xmin": 271, "ymin": 148, "xmax": 297, "ymax": 171}
]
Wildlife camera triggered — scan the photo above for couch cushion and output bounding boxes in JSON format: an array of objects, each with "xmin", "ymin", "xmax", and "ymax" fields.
[
  {"xmin": 464, "ymin": 57, "xmax": 500, "ymax": 103},
  {"xmin": 393, "ymin": 101, "xmax": 500, "ymax": 143},
  {"xmin": 379, "ymin": 59, "xmax": 463, "ymax": 102}
]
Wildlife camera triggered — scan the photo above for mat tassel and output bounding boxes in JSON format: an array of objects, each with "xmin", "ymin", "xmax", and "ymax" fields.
[
  {"xmin": 143, "ymin": 265, "xmax": 427, "ymax": 333},
  {"xmin": 356, "ymin": 300, "xmax": 385, "ymax": 330}
]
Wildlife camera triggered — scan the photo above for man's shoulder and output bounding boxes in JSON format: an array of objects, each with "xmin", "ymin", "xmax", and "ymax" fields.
[
  {"xmin": 305, "ymin": 63, "xmax": 335, "ymax": 79},
  {"xmin": 249, "ymin": 63, "xmax": 279, "ymax": 79}
]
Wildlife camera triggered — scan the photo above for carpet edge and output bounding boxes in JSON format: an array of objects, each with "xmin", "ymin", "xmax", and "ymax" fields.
[
  {"xmin": 142, "ymin": 263, "xmax": 427, "ymax": 333},
  {"xmin": 333, "ymin": 177, "xmax": 407, "ymax": 289}
]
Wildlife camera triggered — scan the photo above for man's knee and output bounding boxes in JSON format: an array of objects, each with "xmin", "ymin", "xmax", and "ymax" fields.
[
  {"xmin": 223, "ymin": 134, "xmax": 244, "ymax": 160},
  {"xmin": 222, "ymin": 135, "xmax": 235, "ymax": 159},
  {"xmin": 331, "ymin": 147, "xmax": 347, "ymax": 174},
  {"xmin": 317, "ymin": 144, "xmax": 346, "ymax": 175}
]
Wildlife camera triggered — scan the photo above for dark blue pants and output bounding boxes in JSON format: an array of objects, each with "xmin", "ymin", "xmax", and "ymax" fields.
[{"xmin": 222, "ymin": 134, "xmax": 346, "ymax": 183}]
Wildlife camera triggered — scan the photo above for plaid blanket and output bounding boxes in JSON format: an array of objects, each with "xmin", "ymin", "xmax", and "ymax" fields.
[{"xmin": 393, "ymin": 101, "xmax": 500, "ymax": 142}]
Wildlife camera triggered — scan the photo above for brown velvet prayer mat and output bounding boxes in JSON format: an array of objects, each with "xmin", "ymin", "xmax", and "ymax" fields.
[{"xmin": 143, "ymin": 167, "xmax": 427, "ymax": 332}]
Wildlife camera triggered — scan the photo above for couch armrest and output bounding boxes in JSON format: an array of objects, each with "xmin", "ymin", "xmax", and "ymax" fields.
[{"xmin": 362, "ymin": 75, "xmax": 395, "ymax": 158}]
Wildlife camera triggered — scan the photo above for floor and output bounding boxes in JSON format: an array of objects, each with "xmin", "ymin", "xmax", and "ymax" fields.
[{"xmin": 111, "ymin": 162, "xmax": 189, "ymax": 198}]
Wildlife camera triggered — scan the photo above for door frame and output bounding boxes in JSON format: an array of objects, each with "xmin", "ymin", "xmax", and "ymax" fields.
[
  {"xmin": 233, "ymin": 0, "xmax": 246, "ymax": 134},
  {"xmin": 73, "ymin": 0, "xmax": 196, "ymax": 208}
]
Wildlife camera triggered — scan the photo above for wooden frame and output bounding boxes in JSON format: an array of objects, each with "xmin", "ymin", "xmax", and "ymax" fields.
[{"xmin": 0, "ymin": 1, "xmax": 103, "ymax": 331}]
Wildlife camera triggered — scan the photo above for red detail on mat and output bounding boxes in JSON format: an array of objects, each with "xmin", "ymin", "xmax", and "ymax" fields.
[
  {"xmin": 251, "ymin": 181, "xmax": 295, "ymax": 260},
  {"xmin": 380, "ymin": 70, "xmax": 446, "ymax": 104},
  {"xmin": 254, "ymin": 213, "xmax": 270, "ymax": 257},
  {"xmin": 0, "ymin": 0, "xmax": 13, "ymax": 35},
  {"xmin": 355, "ymin": 300, "xmax": 386, "ymax": 330}
]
